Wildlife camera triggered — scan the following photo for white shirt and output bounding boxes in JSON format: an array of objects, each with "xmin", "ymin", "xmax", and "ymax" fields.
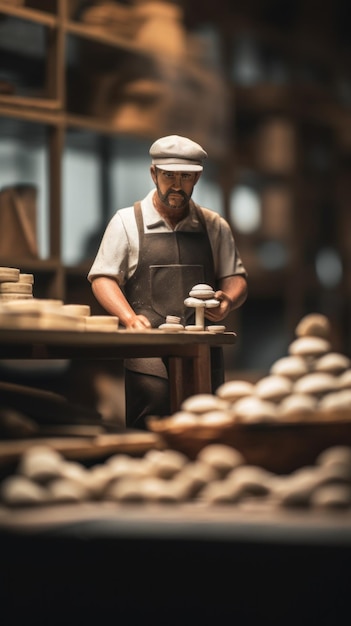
[{"xmin": 88, "ymin": 189, "xmax": 247, "ymax": 285}]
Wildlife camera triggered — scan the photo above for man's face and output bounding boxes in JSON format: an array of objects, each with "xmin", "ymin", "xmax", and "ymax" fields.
[{"xmin": 152, "ymin": 167, "xmax": 200, "ymax": 210}]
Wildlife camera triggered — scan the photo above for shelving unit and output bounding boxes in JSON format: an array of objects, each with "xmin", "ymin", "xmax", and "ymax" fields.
[
  {"xmin": 1, "ymin": 0, "xmax": 351, "ymax": 369},
  {"xmin": 0, "ymin": 0, "xmax": 157, "ymax": 312},
  {"xmin": 199, "ymin": 1, "xmax": 351, "ymax": 364}
]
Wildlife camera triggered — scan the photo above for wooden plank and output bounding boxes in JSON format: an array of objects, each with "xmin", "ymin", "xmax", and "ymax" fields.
[{"xmin": 0, "ymin": 2, "xmax": 58, "ymax": 27}]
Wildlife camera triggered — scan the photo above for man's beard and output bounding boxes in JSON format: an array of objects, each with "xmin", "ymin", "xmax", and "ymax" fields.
[{"xmin": 156, "ymin": 186, "xmax": 192, "ymax": 210}]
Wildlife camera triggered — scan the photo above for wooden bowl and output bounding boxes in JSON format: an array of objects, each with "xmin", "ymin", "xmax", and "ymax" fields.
[{"xmin": 147, "ymin": 411, "xmax": 351, "ymax": 474}]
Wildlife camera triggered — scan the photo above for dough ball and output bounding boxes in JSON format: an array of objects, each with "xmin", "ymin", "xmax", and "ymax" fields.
[
  {"xmin": 17, "ymin": 445, "xmax": 65, "ymax": 483},
  {"xmin": 199, "ymin": 410, "xmax": 234, "ymax": 427},
  {"xmin": 273, "ymin": 466, "xmax": 322, "ymax": 507},
  {"xmin": 295, "ymin": 313, "xmax": 331, "ymax": 339},
  {"xmin": 181, "ymin": 394, "xmax": 228, "ymax": 414},
  {"xmin": 199, "ymin": 480, "xmax": 236, "ymax": 504},
  {"xmin": 233, "ymin": 396, "xmax": 279, "ymax": 423},
  {"xmin": 48, "ymin": 478, "xmax": 90, "ymax": 503},
  {"xmin": 294, "ymin": 372, "xmax": 337, "ymax": 397},
  {"xmin": 104, "ymin": 477, "xmax": 145, "ymax": 503},
  {"xmin": 141, "ymin": 478, "xmax": 180, "ymax": 503},
  {"xmin": 278, "ymin": 393, "xmax": 318, "ymax": 418},
  {"xmin": 175, "ymin": 461, "xmax": 219, "ymax": 498},
  {"xmin": 338, "ymin": 369, "xmax": 351, "ymax": 390},
  {"xmin": 255, "ymin": 375, "xmax": 293, "ymax": 402},
  {"xmin": 316, "ymin": 446, "xmax": 351, "ymax": 469},
  {"xmin": 288, "ymin": 336, "xmax": 331, "ymax": 358},
  {"xmin": 168, "ymin": 411, "xmax": 200, "ymax": 427},
  {"xmin": 87, "ymin": 464, "xmax": 115, "ymax": 498},
  {"xmin": 197, "ymin": 444, "xmax": 245, "ymax": 477},
  {"xmin": 216, "ymin": 379, "xmax": 255, "ymax": 402},
  {"xmin": 0, "ymin": 475, "xmax": 49, "ymax": 507},
  {"xmin": 189, "ymin": 283, "xmax": 215, "ymax": 299},
  {"xmin": 318, "ymin": 390, "xmax": 351, "ymax": 411},
  {"xmin": 270, "ymin": 356, "xmax": 309, "ymax": 380},
  {"xmin": 226, "ymin": 465, "xmax": 275, "ymax": 498},
  {"xmin": 313, "ymin": 352, "xmax": 351, "ymax": 375},
  {"xmin": 106, "ymin": 454, "xmax": 146, "ymax": 479},
  {"xmin": 144, "ymin": 449, "xmax": 188, "ymax": 479},
  {"xmin": 311, "ymin": 484, "xmax": 351, "ymax": 510}
]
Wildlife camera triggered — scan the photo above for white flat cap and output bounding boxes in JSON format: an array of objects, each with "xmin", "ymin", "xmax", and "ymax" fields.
[{"xmin": 149, "ymin": 135, "xmax": 208, "ymax": 171}]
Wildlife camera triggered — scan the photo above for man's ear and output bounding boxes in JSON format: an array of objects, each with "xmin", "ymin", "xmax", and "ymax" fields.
[
  {"xmin": 194, "ymin": 172, "xmax": 202, "ymax": 185},
  {"xmin": 150, "ymin": 165, "xmax": 157, "ymax": 185}
]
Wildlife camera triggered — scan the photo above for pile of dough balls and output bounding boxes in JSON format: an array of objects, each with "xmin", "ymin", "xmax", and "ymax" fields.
[
  {"xmin": 156, "ymin": 313, "xmax": 351, "ymax": 428},
  {"xmin": 1, "ymin": 442, "xmax": 351, "ymax": 511}
]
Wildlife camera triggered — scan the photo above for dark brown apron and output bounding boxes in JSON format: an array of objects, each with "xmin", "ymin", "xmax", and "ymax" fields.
[
  {"xmin": 124, "ymin": 200, "xmax": 217, "ymax": 377},
  {"xmin": 125, "ymin": 200, "xmax": 216, "ymax": 327}
]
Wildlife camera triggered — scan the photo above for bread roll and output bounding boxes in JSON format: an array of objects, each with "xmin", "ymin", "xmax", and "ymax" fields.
[
  {"xmin": 294, "ymin": 372, "xmax": 337, "ymax": 397},
  {"xmin": 270, "ymin": 356, "xmax": 309, "ymax": 380},
  {"xmin": 197, "ymin": 444, "xmax": 245, "ymax": 477},
  {"xmin": 310, "ymin": 484, "xmax": 351, "ymax": 509},
  {"xmin": 255, "ymin": 375, "xmax": 293, "ymax": 402},
  {"xmin": 313, "ymin": 352, "xmax": 350, "ymax": 375},
  {"xmin": 295, "ymin": 313, "xmax": 331, "ymax": 339},
  {"xmin": 0, "ymin": 475, "xmax": 49, "ymax": 506},
  {"xmin": 318, "ymin": 389, "xmax": 351, "ymax": 411},
  {"xmin": 216, "ymin": 379, "xmax": 255, "ymax": 402},
  {"xmin": 200, "ymin": 410, "xmax": 234, "ymax": 426},
  {"xmin": 233, "ymin": 396, "xmax": 278, "ymax": 423},
  {"xmin": 181, "ymin": 394, "xmax": 228, "ymax": 414},
  {"xmin": 279, "ymin": 393, "xmax": 317, "ymax": 418},
  {"xmin": 338, "ymin": 369, "xmax": 351, "ymax": 390},
  {"xmin": 288, "ymin": 336, "xmax": 331, "ymax": 357}
]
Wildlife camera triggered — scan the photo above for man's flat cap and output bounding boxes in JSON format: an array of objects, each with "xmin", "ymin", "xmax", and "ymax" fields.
[{"xmin": 149, "ymin": 135, "xmax": 208, "ymax": 171}]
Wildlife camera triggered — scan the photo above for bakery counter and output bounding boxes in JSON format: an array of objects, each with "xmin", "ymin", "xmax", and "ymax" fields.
[{"xmin": 0, "ymin": 328, "xmax": 237, "ymax": 412}]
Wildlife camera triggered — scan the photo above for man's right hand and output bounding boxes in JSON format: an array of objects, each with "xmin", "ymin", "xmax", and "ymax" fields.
[{"xmin": 127, "ymin": 315, "xmax": 152, "ymax": 330}]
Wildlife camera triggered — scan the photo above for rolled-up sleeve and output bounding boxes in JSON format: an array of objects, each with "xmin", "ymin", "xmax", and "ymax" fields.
[{"xmin": 201, "ymin": 208, "xmax": 248, "ymax": 279}]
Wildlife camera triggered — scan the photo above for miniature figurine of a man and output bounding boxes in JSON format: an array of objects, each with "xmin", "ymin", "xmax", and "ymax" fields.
[{"xmin": 88, "ymin": 135, "xmax": 248, "ymax": 429}]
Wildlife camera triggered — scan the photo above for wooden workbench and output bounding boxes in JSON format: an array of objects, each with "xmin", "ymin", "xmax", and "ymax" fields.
[{"xmin": 0, "ymin": 328, "xmax": 237, "ymax": 412}]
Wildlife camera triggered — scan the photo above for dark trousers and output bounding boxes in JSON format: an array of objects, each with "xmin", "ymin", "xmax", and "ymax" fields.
[{"xmin": 125, "ymin": 347, "xmax": 224, "ymax": 430}]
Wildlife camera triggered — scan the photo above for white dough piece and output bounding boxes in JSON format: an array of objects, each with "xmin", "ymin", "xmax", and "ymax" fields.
[
  {"xmin": 294, "ymin": 372, "xmax": 337, "ymax": 396},
  {"xmin": 318, "ymin": 390, "xmax": 351, "ymax": 411},
  {"xmin": 85, "ymin": 315, "xmax": 119, "ymax": 331},
  {"xmin": 0, "ymin": 475, "xmax": 49, "ymax": 506},
  {"xmin": 181, "ymin": 393, "xmax": 228, "ymax": 413},
  {"xmin": 197, "ymin": 444, "xmax": 245, "ymax": 476},
  {"xmin": 255, "ymin": 375, "xmax": 293, "ymax": 402},
  {"xmin": 184, "ymin": 325, "xmax": 205, "ymax": 332},
  {"xmin": 189, "ymin": 283, "xmax": 215, "ymax": 299},
  {"xmin": 295, "ymin": 313, "xmax": 331, "ymax": 339},
  {"xmin": 313, "ymin": 352, "xmax": 351, "ymax": 375},
  {"xmin": 288, "ymin": 336, "xmax": 331, "ymax": 357},
  {"xmin": 270, "ymin": 356, "xmax": 309, "ymax": 380},
  {"xmin": 233, "ymin": 396, "xmax": 278, "ymax": 423},
  {"xmin": 158, "ymin": 323, "xmax": 184, "ymax": 331},
  {"xmin": 199, "ymin": 409, "xmax": 234, "ymax": 426},
  {"xmin": 279, "ymin": 393, "xmax": 317, "ymax": 417},
  {"xmin": 216, "ymin": 379, "xmax": 255, "ymax": 402},
  {"xmin": 205, "ymin": 325, "xmax": 226, "ymax": 333},
  {"xmin": 338, "ymin": 369, "xmax": 351, "ymax": 390}
]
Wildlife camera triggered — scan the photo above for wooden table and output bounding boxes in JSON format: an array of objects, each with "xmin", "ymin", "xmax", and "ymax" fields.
[{"xmin": 0, "ymin": 328, "xmax": 236, "ymax": 411}]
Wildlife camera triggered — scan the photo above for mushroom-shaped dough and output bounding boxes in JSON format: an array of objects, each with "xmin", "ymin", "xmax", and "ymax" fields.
[{"xmin": 184, "ymin": 284, "xmax": 220, "ymax": 330}]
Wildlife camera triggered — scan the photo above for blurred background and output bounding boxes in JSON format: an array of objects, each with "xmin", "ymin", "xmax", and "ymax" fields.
[{"xmin": 1, "ymin": 0, "xmax": 351, "ymax": 415}]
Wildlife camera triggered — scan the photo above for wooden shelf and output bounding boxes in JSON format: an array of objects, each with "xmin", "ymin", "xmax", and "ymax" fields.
[
  {"xmin": 0, "ymin": 2, "xmax": 57, "ymax": 26},
  {"xmin": 64, "ymin": 20, "xmax": 141, "ymax": 54}
]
